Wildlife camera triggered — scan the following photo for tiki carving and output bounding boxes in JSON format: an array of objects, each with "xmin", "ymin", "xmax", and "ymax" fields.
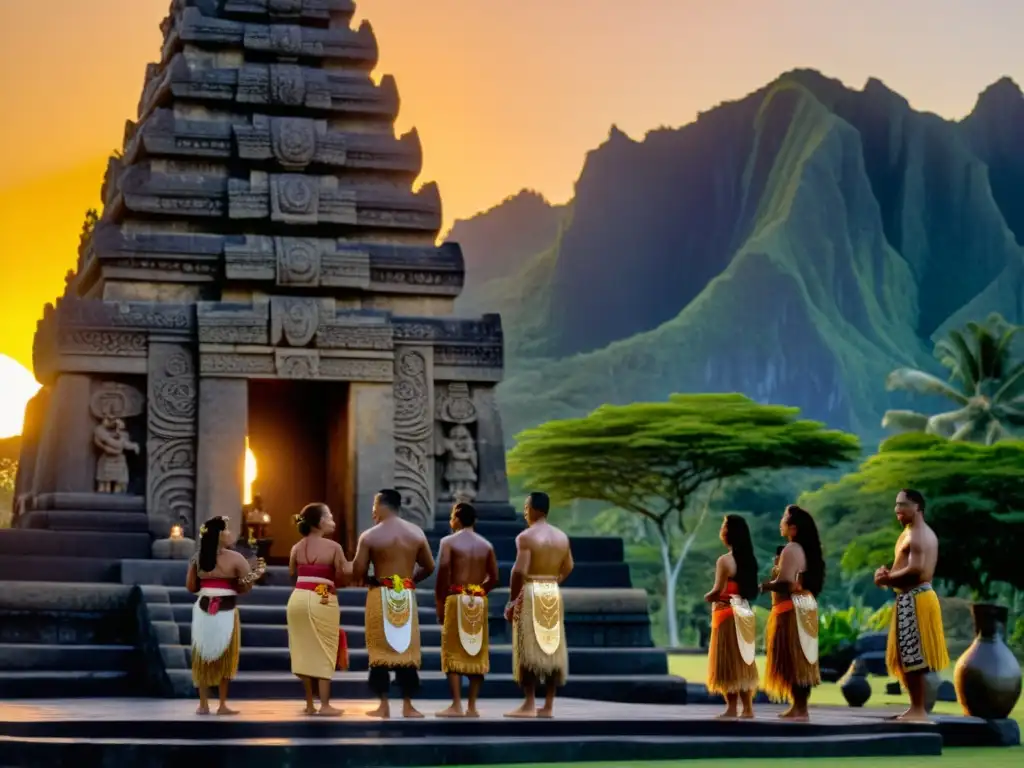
[
  {"xmin": 90, "ymin": 382, "xmax": 145, "ymax": 495},
  {"xmin": 435, "ymin": 383, "xmax": 479, "ymax": 501},
  {"xmin": 393, "ymin": 347, "xmax": 433, "ymax": 527},
  {"xmin": 146, "ymin": 344, "xmax": 198, "ymax": 538}
]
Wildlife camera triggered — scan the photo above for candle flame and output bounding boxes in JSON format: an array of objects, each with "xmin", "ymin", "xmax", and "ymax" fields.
[{"xmin": 244, "ymin": 437, "xmax": 257, "ymax": 506}]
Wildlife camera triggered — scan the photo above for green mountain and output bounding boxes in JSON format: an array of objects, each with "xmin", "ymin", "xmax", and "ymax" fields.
[{"xmin": 450, "ymin": 70, "xmax": 1024, "ymax": 442}]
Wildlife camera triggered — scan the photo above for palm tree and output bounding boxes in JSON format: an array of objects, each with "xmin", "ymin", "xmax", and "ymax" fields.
[{"xmin": 882, "ymin": 313, "xmax": 1024, "ymax": 444}]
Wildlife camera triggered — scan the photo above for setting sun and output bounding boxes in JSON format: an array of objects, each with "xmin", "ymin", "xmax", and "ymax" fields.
[{"xmin": 0, "ymin": 355, "xmax": 41, "ymax": 439}]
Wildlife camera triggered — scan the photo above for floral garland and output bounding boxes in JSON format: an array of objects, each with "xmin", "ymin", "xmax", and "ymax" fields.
[
  {"xmin": 314, "ymin": 583, "xmax": 332, "ymax": 605},
  {"xmin": 452, "ymin": 584, "xmax": 485, "ymax": 597},
  {"xmin": 386, "ymin": 574, "xmax": 414, "ymax": 592}
]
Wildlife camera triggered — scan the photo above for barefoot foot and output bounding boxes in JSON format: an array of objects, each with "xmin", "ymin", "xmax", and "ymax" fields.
[
  {"xmin": 366, "ymin": 704, "xmax": 390, "ymax": 719},
  {"xmin": 465, "ymin": 708, "xmax": 481, "ymax": 719},
  {"xmin": 216, "ymin": 706, "xmax": 239, "ymax": 716},
  {"xmin": 435, "ymin": 705, "xmax": 464, "ymax": 718},
  {"xmin": 318, "ymin": 705, "xmax": 344, "ymax": 717},
  {"xmin": 403, "ymin": 704, "xmax": 425, "ymax": 719},
  {"xmin": 536, "ymin": 707, "xmax": 554, "ymax": 719},
  {"xmin": 895, "ymin": 709, "xmax": 932, "ymax": 724},
  {"xmin": 739, "ymin": 711, "xmax": 755, "ymax": 720},
  {"xmin": 504, "ymin": 703, "xmax": 537, "ymax": 719},
  {"xmin": 302, "ymin": 705, "xmax": 317, "ymax": 716},
  {"xmin": 195, "ymin": 705, "xmax": 210, "ymax": 716}
]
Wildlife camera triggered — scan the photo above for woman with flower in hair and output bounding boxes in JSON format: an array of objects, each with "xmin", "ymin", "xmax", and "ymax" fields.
[
  {"xmin": 287, "ymin": 502, "xmax": 351, "ymax": 716},
  {"xmin": 186, "ymin": 515, "xmax": 265, "ymax": 715}
]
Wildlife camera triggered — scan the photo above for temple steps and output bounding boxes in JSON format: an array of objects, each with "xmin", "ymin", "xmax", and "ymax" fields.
[
  {"xmin": 0, "ymin": 643, "xmax": 136, "ymax": 672},
  {"xmin": 0, "ymin": 670, "xmax": 134, "ymax": 698},
  {"xmin": 0, "ymin": 530, "xmax": 151, "ymax": 559},
  {"xmin": 19, "ymin": 509, "xmax": 151, "ymax": 533},
  {"xmin": 0, "ymin": 555, "xmax": 122, "ymax": 583}
]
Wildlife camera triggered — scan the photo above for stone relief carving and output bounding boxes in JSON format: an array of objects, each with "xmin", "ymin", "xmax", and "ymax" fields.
[
  {"xmin": 269, "ymin": 64, "xmax": 306, "ymax": 106},
  {"xmin": 275, "ymin": 237, "xmax": 321, "ymax": 285},
  {"xmin": 90, "ymin": 381, "xmax": 146, "ymax": 421},
  {"xmin": 393, "ymin": 348, "xmax": 433, "ymax": 527},
  {"xmin": 435, "ymin": 383, "xmax": 479, "ymax": 501},
  {"xmin": 275, "ymin": 349, "xmax": 319, "ymax": 378},
  {"xmin": 147, "ymin": 344, "xmax": 198, "ymax": 538},
  {"xmin": 60, "ymin": 330, "xmax": 147, "ymax": 356},
  {"xmin": 271, "ymin": 173, "xmax": 319, "ymax": 222},
  {"xmin": 270, "ymin": 297, "xmax": 321, "ymax": 346},
  {"xmin": 94, "ymin": 417, "xmax": 140, "ymax": 494},
  {"xmin": 270, "ymin": 117, "xmax": 316, "ymax": 168}
]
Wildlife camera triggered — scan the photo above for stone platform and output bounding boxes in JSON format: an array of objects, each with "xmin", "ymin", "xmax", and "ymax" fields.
[{"xmin": 0, "ymin": 698, "xmax": 1015, "ymax": 767}]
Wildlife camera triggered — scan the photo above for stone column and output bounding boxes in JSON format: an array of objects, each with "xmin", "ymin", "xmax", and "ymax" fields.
[
  {"xmin": 146, "ymin": 341, "xmax": 199, "ymax": 540},
  {"xmin": 15, "ymin": 387, "xmax": 51, "ymax": 501},
  {"xmin": 35, "ymin": 374, "xmax": 94, "ymax": 494},
  {"xmin": 392, "ymin": 346, "xmax": 435, "ymax": 529},
  {"xmin": 348, "ymin": 382, "xmax": 395, "ymax": 537},
  {"xmin": 471, "ymin": 386, "xmax": 510, "ymax": 504},
  {"xmin": 195, "ymin": 378, "xmax": 247, "ymax": 536}
]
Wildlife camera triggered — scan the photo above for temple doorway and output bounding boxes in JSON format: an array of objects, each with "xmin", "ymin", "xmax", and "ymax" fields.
[{"xmin": 246, "ymin": 380, "xmax": 351, "ymax": 561}]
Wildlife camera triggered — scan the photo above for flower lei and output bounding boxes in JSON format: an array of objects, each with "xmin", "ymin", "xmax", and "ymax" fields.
[
  {"xmin": 388, "ymin": 574, "xmax": 414, "ymax": 592},
  {"xmin": 314, "ymin": 583, "xmax": 332, "ymax": 605},
  {"xmin": 453, "ymin": 584, "xmax": 485, "ymax": 597}
]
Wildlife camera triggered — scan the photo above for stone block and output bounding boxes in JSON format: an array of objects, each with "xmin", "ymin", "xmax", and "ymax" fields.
[{"xmin": 152, "ymin": 537, "xmax": 196, "ymax": 560}]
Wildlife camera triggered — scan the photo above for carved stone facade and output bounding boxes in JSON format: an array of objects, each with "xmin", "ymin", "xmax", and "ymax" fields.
[{"xmin": 19, "ymin": 0, "xmax": 511, "ymax": 542}]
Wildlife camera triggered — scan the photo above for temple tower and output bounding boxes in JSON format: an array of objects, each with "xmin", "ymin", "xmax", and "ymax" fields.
[{"xmin": 18, "ymin": 0, "xmax": 510, "ymax": 557}]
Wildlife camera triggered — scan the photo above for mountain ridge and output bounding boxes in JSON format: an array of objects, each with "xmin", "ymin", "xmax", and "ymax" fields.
[{"xmin": 449, "ymin": 69, "xmax": 1024, "ymax": 442}]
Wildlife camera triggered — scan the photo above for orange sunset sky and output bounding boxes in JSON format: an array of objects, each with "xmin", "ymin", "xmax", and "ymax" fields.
[{"xmin": 1, "ymin": 0, "xmax": 1022, "ymax": 379}]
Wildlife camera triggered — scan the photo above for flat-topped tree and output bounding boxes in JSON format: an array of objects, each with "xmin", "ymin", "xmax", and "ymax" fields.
[
  {"xmin": 508, "ymin": 394, "xmax": 860, "ymax": 647},
  {"xmin": 21, "ymin": 0, "xmax": 512, "ymax": 558}
]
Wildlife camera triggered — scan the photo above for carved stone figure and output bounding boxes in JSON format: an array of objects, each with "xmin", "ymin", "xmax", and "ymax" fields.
[
  {"xmin": 93, "ymin": 417, "xmax": 140, "ymax": 494},
  {"xmin": 439, "ymin": 423, "xmax": 478, "ymax": 502}
]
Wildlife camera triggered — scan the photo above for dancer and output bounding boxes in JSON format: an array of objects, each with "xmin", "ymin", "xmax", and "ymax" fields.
[
  {"xmin": 704, "ymin": 514, "xmax": 760, "ymax": 719},
  {"xmin": 186, "ymin": 515, "xmax": 265, "ymax": 715},
  {"xmin": 287, "ymin": 502, "xmax": 350, "ymax": 716},
  {"xmin": 875, "ymin": 489, "xmax": 949, "ymax": 722},
  {"xmin": 760, "ymin": 504, "xmax": 824, "ymax": 721},
  {"xmin": 505, "ymin": 491, "xmax": 573, "ymax": 719},
  {"xmin": 352, "ymin": 489, "xmax": 435, "ymax": 718},
  {"xmin": 434, "ymin": 501, "xmax": 499, "ymax": 718}
]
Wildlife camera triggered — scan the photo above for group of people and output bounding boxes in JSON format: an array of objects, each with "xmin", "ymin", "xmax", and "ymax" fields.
[
  {"xmin": 185, "ymin": 490, "xmax": 573, "ymax": 719},
  {"xmin": 705, "ymin": 490, "xmax": 949, "ymax": 722}
]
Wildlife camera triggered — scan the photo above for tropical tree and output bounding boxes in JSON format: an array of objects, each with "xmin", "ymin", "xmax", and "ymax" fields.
[
  {"xmin": 801, "ymin": 433, "xmax": 1024, "ymax": 600},
  {"xmin": 507, "ymin": 394, "xmax": 860, "ymax": 646},
  {"xmin": 883, "ymin": 313, "xmax": 1024, "ymax": 443}
]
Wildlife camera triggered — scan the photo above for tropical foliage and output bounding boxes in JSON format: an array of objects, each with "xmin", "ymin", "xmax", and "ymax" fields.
[
  {"xmin": 0, "ymin": 457, "xmax": 16, "ymax": 529},
  {"xmin": 883, "ymin": 313, "xmax": 1024, "ymax": 443},
  {"xmin": 508, "ymin": 393, "xmax": 860, "ymax": 646},
  {"xmin": 802, "ymin": 433, "xmax": 1024, "ymax": 600}
]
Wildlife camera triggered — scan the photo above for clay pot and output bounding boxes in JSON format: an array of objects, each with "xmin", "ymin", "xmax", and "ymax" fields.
[
  {"xmin": 953, "ymin": 603, "xmax": 1022, "ymax": 720},
  {"xmin": 839, "ymin": 658, "xmax": 872, "ymax": 707}
]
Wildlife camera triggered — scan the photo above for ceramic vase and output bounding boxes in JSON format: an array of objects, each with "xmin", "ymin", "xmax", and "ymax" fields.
[
  {"xmin": 953, "ymin": 603, "xmax": 1022, "ymax": 720},
  {"xmin": 839, "ymin": 657, "xmax": 872, "ymax": 707}
]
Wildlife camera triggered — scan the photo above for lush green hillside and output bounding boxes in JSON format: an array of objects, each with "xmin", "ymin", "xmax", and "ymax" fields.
[{"xmin": 449, "ymin": 70, "xmax": 1024, "ymax": 442}]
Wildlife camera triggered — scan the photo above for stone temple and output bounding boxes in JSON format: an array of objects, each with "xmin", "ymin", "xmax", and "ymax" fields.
[
  {"xmin": 17, "ymin": 0, "xmax": 510, "ymax": 555},
  {"xmin": 0, "ymin": 0, "xmax": 683, "ymax": 706}
]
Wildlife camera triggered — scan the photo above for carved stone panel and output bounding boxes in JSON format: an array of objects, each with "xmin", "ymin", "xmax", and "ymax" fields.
[
  {"xmin": 270, "ymin": 297, "xmax": 323, "ymax": 346},
  {"xmin": 434, "ymin": 383, "xmax": 479, "ymax": 503},
  {"xmin": 270, "ymin": 173, "xmax": 321, "ymax": 223},
  {"xmin": 90, "ymin": 382, "xmax": 145, "ymax": 420},
  {"xmin": 146, "ymin": 343, "xmax": 198, "ymax": 539},
  {"xmin": 275, "ymin": 348, "xmax": 319, "ymax": 378},
  {"xmin": 275, "ymin": 237, "xmax": 322, "ymax": 285},
  {"xmin": 223, "ymin": 235, "xmax": 371, "ymax": 288},
  {"xmin": 197, "ymin": 302, "xmax": 270, "ymax": 345},
  {"xmin": 392, "ymin": 346, "xmax": 434, "ymax": 528}
]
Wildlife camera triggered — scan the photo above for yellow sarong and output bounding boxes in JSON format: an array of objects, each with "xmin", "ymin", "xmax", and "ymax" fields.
[
  {"xmin": 365, "ymin": 585, "xmax": 421, "ymax": 669},
  {"xmin": 512, "ymin": 580, "xmax": 568, "ymax": 687},
  {"xmin": 287, "ymin": 586, "xmax": 340, "ymax": 680},
  {"xmin": 886, "ymin": 583, "xmax": 949, "ymax": 687},
  {"xmin": 441, "ymin": 593, "xmax": 489, "ymax": 676},
  {"xmin": 763, "ymin": 591, "xmax": 820, "ymax": 703}
]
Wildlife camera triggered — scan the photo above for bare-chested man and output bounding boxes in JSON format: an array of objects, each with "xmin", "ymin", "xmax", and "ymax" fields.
[
  {"xmin": 434, "ymin": 501, "xmax": 499, "ymax": 718},
  {"xmin": 352, "ymin": 488, "xmax": 435, "ymax": 719},
  {"xmin": 504, "ymin": 491, "xmax": 574, "ymax": 718},
  {"xmin": 874, "ymin": 489, "xmax": 950, "ymax": 722}
]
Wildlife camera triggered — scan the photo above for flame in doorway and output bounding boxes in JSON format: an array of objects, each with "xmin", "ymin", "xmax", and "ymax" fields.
[{"xmin": 244, "ymin": 437, "xmax": 258, "ymax": 505}]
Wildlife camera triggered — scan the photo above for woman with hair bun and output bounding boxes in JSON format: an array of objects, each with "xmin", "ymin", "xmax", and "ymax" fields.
[
  {"xmin": 704, "ymin": 514, "xmax": 760, "ymax": 719},
  {"xmin": 186, "ymin": 515, "xmax": 265, "ymax": 715},
  {"xmin": 761, "ymin": 504, "xmax": 825, "ymax": 721},
  {"xmin": 286, "ymin": 502, "xmax": 351, "ymax": 716}
]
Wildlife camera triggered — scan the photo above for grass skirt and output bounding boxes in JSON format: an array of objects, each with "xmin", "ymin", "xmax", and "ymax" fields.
[
  {"xmin": 763, "ymin": 605, "xmax": 820, "ymax": 703},
  {"xmin": 885, "ymin": 587, "xmax": 949, "ymax": 687},
  {"xmin": 287, "ymin": 588, "xmax": 340, "ymax": 680},
  {"xmin": 191, "ymin": 610, "xmax": 240, "ymax": 688},
  {"xmin": 365, "ymin": 586, "xmax": 421, "ymax": 669},
  {"xmin": 441, "ymin": 593, "xmax": 489, "ymax": 676},
  {"xmin": 512, "ymin": 581, "xmax": 568, "ymax": 687},
  {"xmin": 707, "ymin": 609, "xmax": 760, "ymax": 695}
]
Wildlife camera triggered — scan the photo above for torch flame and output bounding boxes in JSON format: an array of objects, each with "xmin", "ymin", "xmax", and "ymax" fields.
[{"xmin": 243, "ymin": 437, "xmax": 257, "ymax": 506}]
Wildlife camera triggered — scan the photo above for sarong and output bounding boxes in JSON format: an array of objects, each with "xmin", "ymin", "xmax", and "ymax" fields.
[
  {"xmin": 191, "ymin": 583, "xmax": 241, "ymax": 688},
  {"xmin": 762, "ymin": 591, "xmax": 820, "ymax": 703},
  {"xmin": 512, "ymin": 580, "xmax": 568, "ymax": 687},
  {"xmin": 707, "ymin": 596, "xmax": 759, "ymax": 695},
  {"xmin": 365, "ymin": 584, "xmax": 421, "ymax": 669},
  {"xmin": 441, "ymin": 591, "xmax": 489, "ymax": 676},
  {"xmin": 885, "ymin": 583, "xmax": 949, "ymax": 687},
  {"xmin": 287, "ymin": 575, "xmax": 344, "ymax": 679}
]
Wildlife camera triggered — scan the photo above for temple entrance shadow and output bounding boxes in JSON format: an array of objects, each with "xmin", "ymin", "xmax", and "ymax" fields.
[{"xmin": 247, "ymin": 379, "xmax": 351, "ymax": 561}]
